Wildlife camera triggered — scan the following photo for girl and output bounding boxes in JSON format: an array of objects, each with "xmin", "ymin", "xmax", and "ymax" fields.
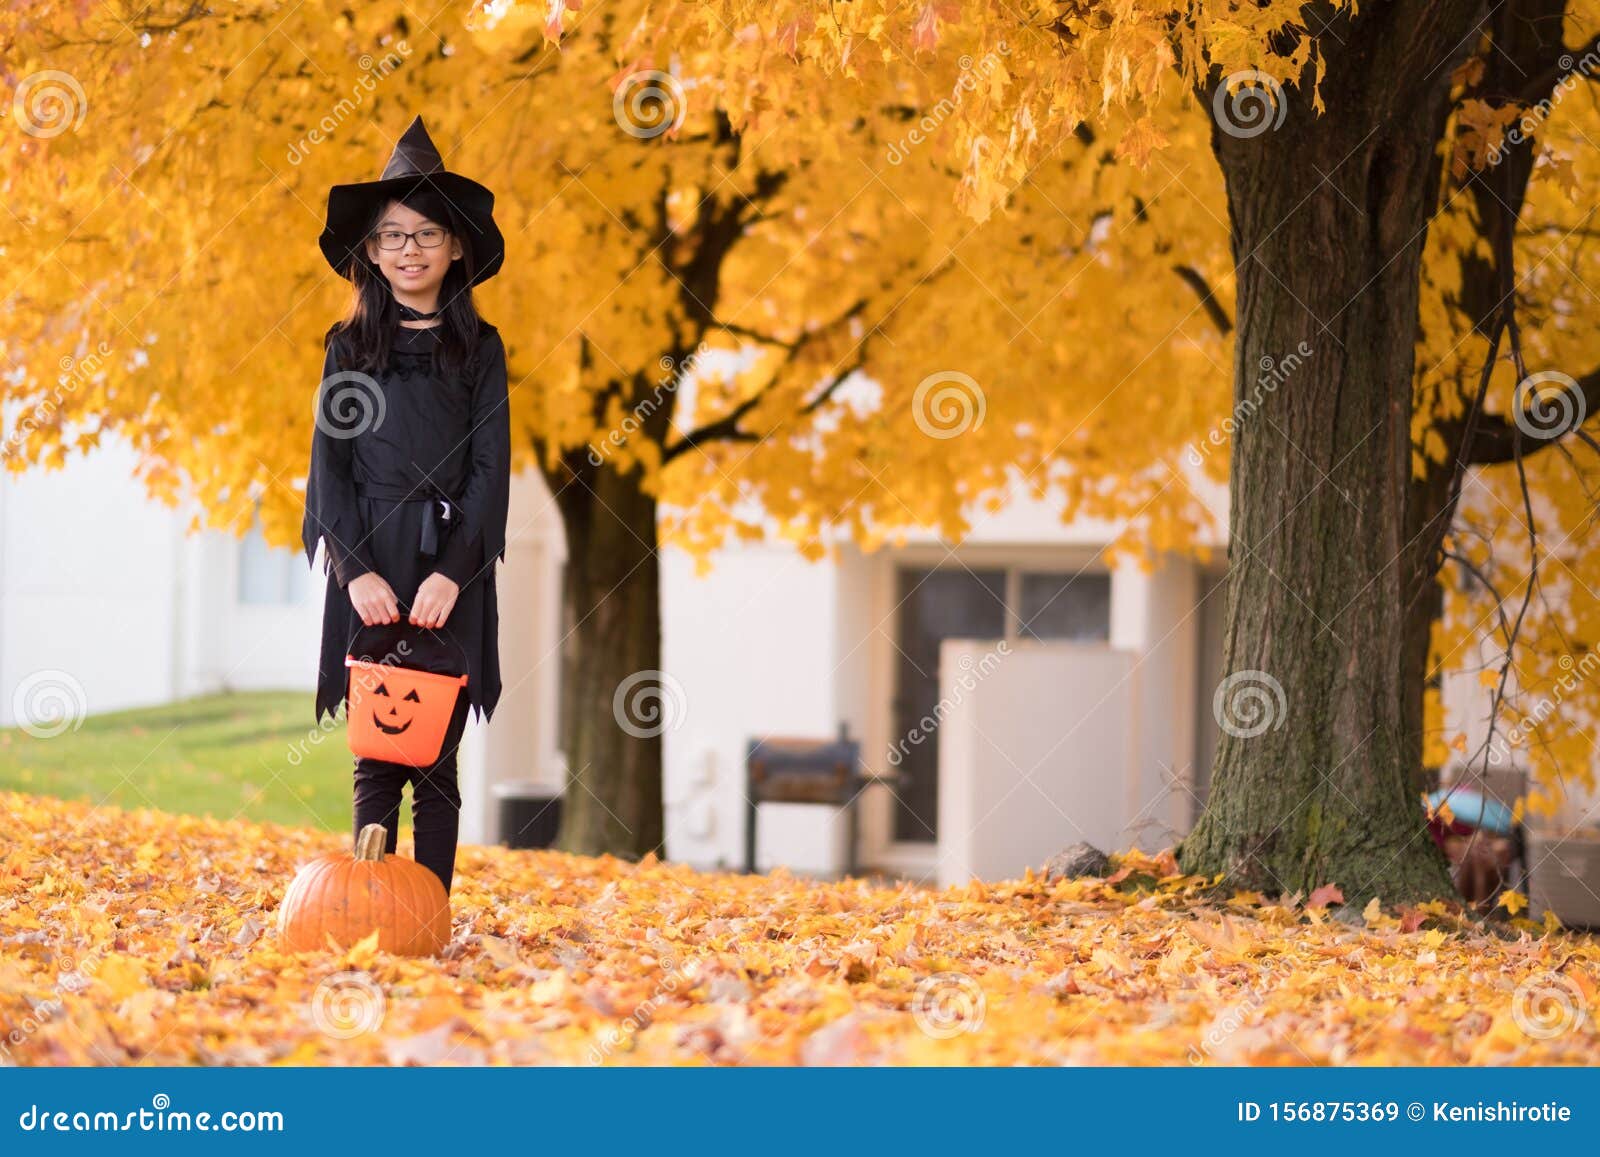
[{"xmin": 301, "ymin": 116, "xmax": 511, "ymax": 895}]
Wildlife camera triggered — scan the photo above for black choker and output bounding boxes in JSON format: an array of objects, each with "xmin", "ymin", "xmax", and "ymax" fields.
[{"xmin": 396, "ymin": 301, "xmax": 440, "ymax": 321}]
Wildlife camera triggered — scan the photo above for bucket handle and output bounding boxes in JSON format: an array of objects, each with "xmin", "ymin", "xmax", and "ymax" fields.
[{"xmin": 345, "ymin": 599, "xmax": 471, "ymax": 680}]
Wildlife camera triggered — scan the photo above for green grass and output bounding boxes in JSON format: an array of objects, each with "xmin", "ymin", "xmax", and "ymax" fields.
[{"xmin": 0, "ymin": 690, "xmax": 352, "ymax": 830}]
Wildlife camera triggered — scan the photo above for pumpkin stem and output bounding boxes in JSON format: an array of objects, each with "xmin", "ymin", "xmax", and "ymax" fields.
[{"xmin": 354, "ymin": 824, "xmax": 389, "ymax": 861}]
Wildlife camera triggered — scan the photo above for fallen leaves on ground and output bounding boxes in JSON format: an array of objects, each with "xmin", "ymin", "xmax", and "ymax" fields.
[{"xmin": 1, "ymin": 791, "xmax": 1596, "ymax": 1065}]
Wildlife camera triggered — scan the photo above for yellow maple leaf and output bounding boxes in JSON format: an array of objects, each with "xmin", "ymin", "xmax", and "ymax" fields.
[
  {"xmin": 1497, "ymin": 890, "xmax": 1529, "ymax": 916},
  {"xmin": 93, "ymin": 955, "xmax": 151, "ymax": 1002},
  {"xmin": 342, "ymin": 928, "xmax": 383, "ymax": 969},
  {"xmin": 1186, "ymin": 914, "xmax": 1254, "ymax": 959}
]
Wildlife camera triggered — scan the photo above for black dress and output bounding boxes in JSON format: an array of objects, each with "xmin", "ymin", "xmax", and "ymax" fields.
[{"xmin": 301, "ymin": 320, "xmax": 511, "ymax": 729}]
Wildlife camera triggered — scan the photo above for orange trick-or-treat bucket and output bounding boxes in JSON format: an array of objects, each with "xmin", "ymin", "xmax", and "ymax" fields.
[{"xmin": 344, "ymin": 655, "xmax": 468, "ymax": 766}]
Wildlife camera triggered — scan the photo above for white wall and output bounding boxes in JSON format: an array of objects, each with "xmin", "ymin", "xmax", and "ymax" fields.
[
  {"xmin": 1115, "ymin": 556, "xmax": 1201, "ymax": 848},
  {"xmin": 460, "ymin": 469, "xmax": 566, "ymax": 845},
  {"xmin": 653, "ymin": 514, "xmax": 1210, "ymax": 878},
  {"xmin": 936, "ymin": 639, "xmax": 1137, "ymax": 886},
  {"xmin": 184, "ymin": 528, "xmax": 324, "ymax": 700},
  {"xmin": 0, "ymin": 437, "xmax": 187, "ymax": 725},
  {"xmin": 660, "ymin": 542, "xmax": 845, "ymax": 869},
  {"xmin": 0, "ymin": 432, "xmax": 336, "ymax": 730}
]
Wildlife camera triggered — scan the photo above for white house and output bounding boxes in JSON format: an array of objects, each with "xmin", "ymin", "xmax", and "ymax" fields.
[{"xmin": 2, "ymin": 434, "xmax": 1593, "ymax": 885}]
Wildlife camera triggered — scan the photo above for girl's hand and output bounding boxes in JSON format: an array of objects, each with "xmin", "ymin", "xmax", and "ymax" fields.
[
  {"xmin": 410, "ymin": 573, "xmax": 460, "ymax": 629},
  {"xmin": 348, "ymin": 572, "xmax": 401, "ymax": 626}
]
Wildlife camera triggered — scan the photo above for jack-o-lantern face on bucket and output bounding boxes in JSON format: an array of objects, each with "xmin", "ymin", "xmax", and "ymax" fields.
[
  {"xmin": 371, "ymin": 681, "xmax": 421, "ymax": 735},
  {"xmin": 344, "ymin": 654, "xmax": 467, "ymax": 768}
]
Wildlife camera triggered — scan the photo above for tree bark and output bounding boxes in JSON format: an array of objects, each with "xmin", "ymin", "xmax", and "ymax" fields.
[
  {"xmin": 1400, "ymin": 461, "xmax": 1458, "ymax": 798},
  {"xmin": 547, "ymin": 452, "xmax": 667, "ymax": 859},
  {"xmin": 1179, "ymin": 3, "xmax": 1487, "ymax": 901}
]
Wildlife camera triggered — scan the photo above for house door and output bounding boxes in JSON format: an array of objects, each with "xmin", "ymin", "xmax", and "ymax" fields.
[{"xmin": 891, "ymin": 567, "xmax": 1008, "ymax": 842}]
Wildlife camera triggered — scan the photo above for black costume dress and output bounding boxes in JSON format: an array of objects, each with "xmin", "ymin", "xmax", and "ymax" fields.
[{"xmin": 301, "ymin": 321, "xmax": 511, "ymax": 730}]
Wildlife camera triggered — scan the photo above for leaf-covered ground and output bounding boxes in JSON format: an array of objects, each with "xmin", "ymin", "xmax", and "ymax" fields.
[{"xmin": 1, "ymin": 791, "xmax": 1597, "ymax": 1066}]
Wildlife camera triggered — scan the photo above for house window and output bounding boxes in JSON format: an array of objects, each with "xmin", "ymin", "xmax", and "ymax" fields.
[
  {"xmin": 891, "ymin": 564, "xmax": 1112, "ymax": 843},
  {"xmin": 238, "ymin": 524, "xmax": 312, "ymax": 606},
  {"xmin": 1016, "ymin": 571, "xmax": 1112, "ymax": 642}
]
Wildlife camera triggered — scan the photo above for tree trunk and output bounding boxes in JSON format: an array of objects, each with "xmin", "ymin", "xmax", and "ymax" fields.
[
  {"xmin": 1400, "ymin": 458, "xmax": 1459, "ymax": 798},
  {"xmin": 1179, "ymin": 3, "xmax": 1486, "ymax": 902},
  {"xmin": 548, "ymin": 456, "xmax": 667, "ymax": 859}
]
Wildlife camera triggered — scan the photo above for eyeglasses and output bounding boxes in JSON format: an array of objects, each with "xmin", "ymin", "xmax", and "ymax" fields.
[{"xmin": 370, "ymin": 227, "xmax": 449, "ymax": 250}]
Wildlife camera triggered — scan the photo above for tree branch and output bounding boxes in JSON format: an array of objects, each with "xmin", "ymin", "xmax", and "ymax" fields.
[
  {"xmin": 1516, "ymin": 31, "xmax": 1600, "ymax": 104},
  {"xmin": 708, "ymin": 320, "xmax": 804, "ymax": 352},
  {"xmin": 663, "ymin": 295, "xmax": 871, "ymax": 463},
  {"xmin": 1466, "ymin": 365, "xmax": 1600, "ymax": 464},
  {"xmin": 1173, "ymin": 263, "xmax": 1232, "ymax": 335},
  {"xmin": 799, "ymin": 348, "xmax": 870, "ymax": 417}
]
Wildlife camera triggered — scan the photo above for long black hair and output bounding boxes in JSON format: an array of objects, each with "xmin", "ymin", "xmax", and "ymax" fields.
[{"xmin": 327, "ymin": 183, "xmax": 483, "ymax": 381}]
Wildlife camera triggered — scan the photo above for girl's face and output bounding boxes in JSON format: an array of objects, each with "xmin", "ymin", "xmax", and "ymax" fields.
[{"xmin": 363, "ymin": 199, "xmax": 463, "ymax": 301}]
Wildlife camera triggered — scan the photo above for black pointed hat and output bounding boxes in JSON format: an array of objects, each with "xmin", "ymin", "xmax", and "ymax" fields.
[{"xmin": 319, "ymin": 115, "xmax": 505, "ymax": 287}]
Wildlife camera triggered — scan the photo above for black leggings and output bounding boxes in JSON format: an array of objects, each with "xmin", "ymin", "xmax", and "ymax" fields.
[{"xmin": 351, "ymin": 686, "xmax": 470, "ymax": 894}]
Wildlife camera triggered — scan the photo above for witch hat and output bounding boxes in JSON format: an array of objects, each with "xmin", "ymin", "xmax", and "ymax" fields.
[{"xmin": 319, "ymin": 115, "xmax": 505, "ymax": 287}]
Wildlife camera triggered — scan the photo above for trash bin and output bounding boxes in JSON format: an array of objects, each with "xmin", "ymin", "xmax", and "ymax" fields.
[
  {"xmin": 493, "ymin": 782, "xmax": 563, "ymax": 849},
  {"xmin": 1529, "ymin": 828, "xmax": 1600, "ymax": 928}
]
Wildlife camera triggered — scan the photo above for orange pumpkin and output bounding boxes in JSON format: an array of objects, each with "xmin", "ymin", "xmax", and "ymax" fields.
[{"xmin": 277, "ymin": 824, "xmax": 450, "ymax": 956}]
